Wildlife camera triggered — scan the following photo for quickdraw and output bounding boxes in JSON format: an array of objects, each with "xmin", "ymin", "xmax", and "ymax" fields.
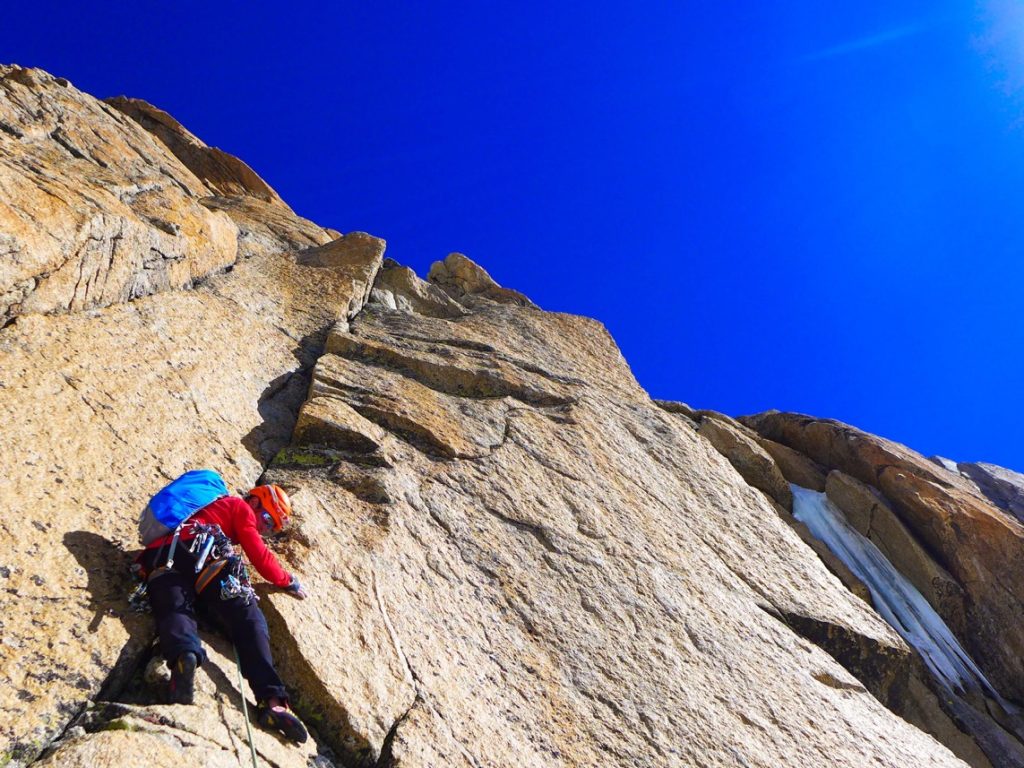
[{"xmin": 219, "ymin": 560, "xmax": 258, "ymax": 605}]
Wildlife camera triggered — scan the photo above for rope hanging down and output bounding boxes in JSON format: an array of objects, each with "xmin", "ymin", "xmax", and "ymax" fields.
[{"xmin": 235, "ymin": 643, "xmax": 260, "ymax": 768}]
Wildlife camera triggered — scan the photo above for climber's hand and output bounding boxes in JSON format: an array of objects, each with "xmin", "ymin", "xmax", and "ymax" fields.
[{"xmin": 285, "ymin": 576, "xmax": 307, "ymax": 600}]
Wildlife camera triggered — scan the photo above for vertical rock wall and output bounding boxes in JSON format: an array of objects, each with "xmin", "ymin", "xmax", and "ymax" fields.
[{"xmin": 0, "ymin": 65, "xmax": 1002, "ymax": 768}]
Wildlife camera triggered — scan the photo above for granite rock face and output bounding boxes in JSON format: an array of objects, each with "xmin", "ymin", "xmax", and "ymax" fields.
[
  {"xmin": 693, "ymin": 411, "xmax": 794, "ymax": 511},
  {"xmin": 0, "ymin": 66, "xmax": 1010, "ymax": 768},
  {"xmin": 105, "ymin": 96, "xmax": 289, "ymax": 206},
  {"xmin": 956, "ymin": 462, "xmax": 1024, "ymax": 523},
  {"xmin": 0, "ymin": 66, "xmax": 241, "ymax": 322},
  {"xmin": 261, "ymin": 301, "xmax": 962, "ymax": 767}
]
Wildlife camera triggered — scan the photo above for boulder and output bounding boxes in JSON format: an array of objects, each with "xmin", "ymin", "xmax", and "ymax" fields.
[
  {"xmin": 370, "ymin": 259, "xmax": 467, "ymax": 318},
  {"xmin": 653, "ymin": 399, "xmax": 697, "ymax": 417},
  {"xmin": 427, "ymin": 252, "xmax": 536, "ymax": 307}
]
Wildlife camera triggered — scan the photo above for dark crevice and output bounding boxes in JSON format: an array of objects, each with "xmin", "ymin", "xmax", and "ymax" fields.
[
  {"xmin": 49, "ymin": 128, "xmax": 88, "ymax": 160},
  {"xmin": 758, "ymin": 603, "xmax": 1024, "ymax": 768},
  {"xmin": 0, "ymin": 119, "xmax": 24, "ymax": 138},
  {"xmin": 379, "ymin": 326, "xmax": 585, "ymax": 387},
  {"xmin": 345, "ymin": 401, "xmax": 459, "ymax": 460},
  {"xmin": 242, "ymin": 323, "xmax": 334, "ymax": 467},
  {"xmin": 259, "ymin": 593, "xmax": 377, "ymax": 767},
  {"xmin": 480, "ymin": 503, "xmax": 560, "ymax": 555},
  {"xmin": 375, "ymin": 696, "xmax": 420, "ymax": 768},
  {"xmin": 382, "ymin": 330, "xmax": 496, "ymax": 353},
  {"xmin": 759, "ymin": 605, "xmax": 907, "ymax": 706}
]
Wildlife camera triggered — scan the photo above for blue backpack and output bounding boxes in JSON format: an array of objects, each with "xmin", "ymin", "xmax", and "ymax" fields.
[{"xmin": 137, "ymin": 469, "xmax": 229, "ymax": 545}]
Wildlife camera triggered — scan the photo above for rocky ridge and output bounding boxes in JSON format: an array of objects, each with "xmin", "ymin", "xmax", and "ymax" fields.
[{"xmin": 1, "ymin": 65, "xmax": 1022, "ymax": 768}]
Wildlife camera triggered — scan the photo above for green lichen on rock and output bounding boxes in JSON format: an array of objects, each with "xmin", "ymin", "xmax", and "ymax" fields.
[
  {"xmin": 270, "ymin": 447, "xmax": 336, "ymax": 468},
  {"xmin": 97, "ymin": 718, "xmax": 137, "ymax": 733}
]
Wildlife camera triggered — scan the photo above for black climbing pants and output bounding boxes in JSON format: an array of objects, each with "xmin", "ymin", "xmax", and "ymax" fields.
[{"xmin": 141, "ymin": 545, "xmax": 287, "ymax": 703}]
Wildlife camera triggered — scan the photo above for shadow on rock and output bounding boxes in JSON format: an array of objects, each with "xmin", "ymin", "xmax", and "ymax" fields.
[
  {"xmin": 242, "ymin": 326, "xmax": 333, "ymax": 467},
  {"xmin": 62, "ymin": 530, "xmax": 154, "ymax": 701}
]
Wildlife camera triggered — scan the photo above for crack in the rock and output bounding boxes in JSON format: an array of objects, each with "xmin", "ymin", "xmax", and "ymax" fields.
[
  {"xmin": 375, "ymin": 696, "xmax": 418, "ymax": 768},
  {"xmin": 60, "ymin": 373, "xmax": 131, "ymax": 447},
  {"xmin": 328, "ymin": 333, "xmax": 573, "ymax": 409},
  {"xmin": 369, "ymin": 561, "xmax": 483, "ymax": 767},
  {"xmin": 377, "ymin": 326, "xmax": 586, "ymax": 387},
  {"xmin": 480, "ymin": 503, "xmax": 560, "ymax": 554},
  {"xmin": 49, "ymin": 127, "xmax": 88, "ymax": 161},
  {"xmin": 0, "ymin": 119, "xmax": 24, "ymax": 138}
]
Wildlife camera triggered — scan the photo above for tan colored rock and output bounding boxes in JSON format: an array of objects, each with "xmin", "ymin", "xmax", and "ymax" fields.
[
  {"xmin": 200, "ymin": 195, "xmax": 336, "ymax": 258},
  {"xmin": 0, "ymin": 66, "xmax": 240, "ymax": 321},
  {"xmin": 0, "ymin": 66, "xmax": 988, "ymax": 768},
  {"xmin": 34, "ymin": 633, "xmax": 324, "ymax": 768},
  {"xmin": 0, "ymin": 243, "xmax": 383, "ymax": 763},
  {"xmin": 755, "ymin": 434, "xmax": 828, "ymax": 491},
  {"xmin": 256, "ymin": 301, "xmax": 968, "ymax": 768},
  {"xmin": 428, "ymin": 252, "xmax": 537, "ymax": 307},
  {"xmin": 785, "ymin": 514, "xmax": 873, "ymax": 604},
  {"xmin": 298, "ymin": 233, "xmax": 386, "ymax": 318},
  {"xmin": 653, "ymin": 399, "xmax": 697, "ymax": 418},
  {"xmin": 957, "ymin": 462, "xmax": 1024, "ymax": 522},
  {"xmin": 106, "ymin": 96, "xmax": 288, "ymax": 206},
  {"xmin": 825, "ymin": 470, "xmax": 968, "ymax": 639},
  {"xmin": 744, "ymin": 411, "xmax": 1024, "ymax": 704},
  {"xmin": 697, "ymin": 414, "xmax": 794, "ymax": 510},
  {"xmin": 308, "ymin": 346, "xmax": 509, "ymax": 459},
  {"xmin": 370, "ymin": 258, "xmax": 467, "ymax": 318},
  {"xmin": 293, "ymin": 396, "xmax": 389, "ymax": 452}
]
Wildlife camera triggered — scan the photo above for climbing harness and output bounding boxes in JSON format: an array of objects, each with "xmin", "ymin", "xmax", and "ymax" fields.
[
  {"xmin": 235, "ymin": 643, "xmax": 260, "ymax": 768},
  {"xmin": 220, "ymin": 569, "xmax": 258, "ymax": 605},
  {"xmin": 187, "ymin": 523, "xmax": 259, "ymax": 604},
  {"xmin": 139, "ymin": 522, "xmax": 257, "ymax": 605}
]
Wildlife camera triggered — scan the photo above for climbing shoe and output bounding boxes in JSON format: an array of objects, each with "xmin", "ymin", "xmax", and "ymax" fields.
[
  {"xmin": 257, "ymin": 701, "xmax": 308, "ymax": 744},
  {"xmin": 169, "ymin": 651, "xmax": 197, "ymax": 705}
]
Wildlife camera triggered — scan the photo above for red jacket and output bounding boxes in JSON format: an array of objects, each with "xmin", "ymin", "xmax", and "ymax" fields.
[{"xmin": 145, "ymin": 496, "xmax": 292, "ymax": 588}]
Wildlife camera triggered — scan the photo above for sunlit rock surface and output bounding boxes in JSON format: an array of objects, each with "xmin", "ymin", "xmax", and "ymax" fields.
[
  {"xmin": 0, "ymin": 66, "xmax": 241, "ymax": 321},
  {"xmin": 3, "ymin": 65, "xmax": 1019, "ymax": 768},
  {"xmin": 260, "ymin": 299, "xmax": 961, "ymax": 767}
]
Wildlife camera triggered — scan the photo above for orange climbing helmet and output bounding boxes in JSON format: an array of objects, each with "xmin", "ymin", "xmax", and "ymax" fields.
[{"xmin": 247, "ymin": 484, "xmax": 292, "ymax": 532}]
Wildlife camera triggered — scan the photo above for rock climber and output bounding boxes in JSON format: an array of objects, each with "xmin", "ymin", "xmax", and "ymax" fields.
[{"xmin": 137, "ymin": 483, "xmax": 310, "ymax": 744}]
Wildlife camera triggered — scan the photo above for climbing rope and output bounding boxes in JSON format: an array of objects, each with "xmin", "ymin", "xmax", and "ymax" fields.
[{"xmin": 235, "ymin": 644, "xmax": 260, "ymax": 768}]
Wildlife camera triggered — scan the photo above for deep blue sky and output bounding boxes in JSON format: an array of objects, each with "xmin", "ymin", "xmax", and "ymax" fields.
[{"xmin": 5, "ymin": 2, "xmax": 1023, "ymax": 470}]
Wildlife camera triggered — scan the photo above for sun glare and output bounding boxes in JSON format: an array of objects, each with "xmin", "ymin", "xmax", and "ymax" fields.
[{"xmin": 977, "ymin": 0, "xmax": 1024, "ymax": 95}]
